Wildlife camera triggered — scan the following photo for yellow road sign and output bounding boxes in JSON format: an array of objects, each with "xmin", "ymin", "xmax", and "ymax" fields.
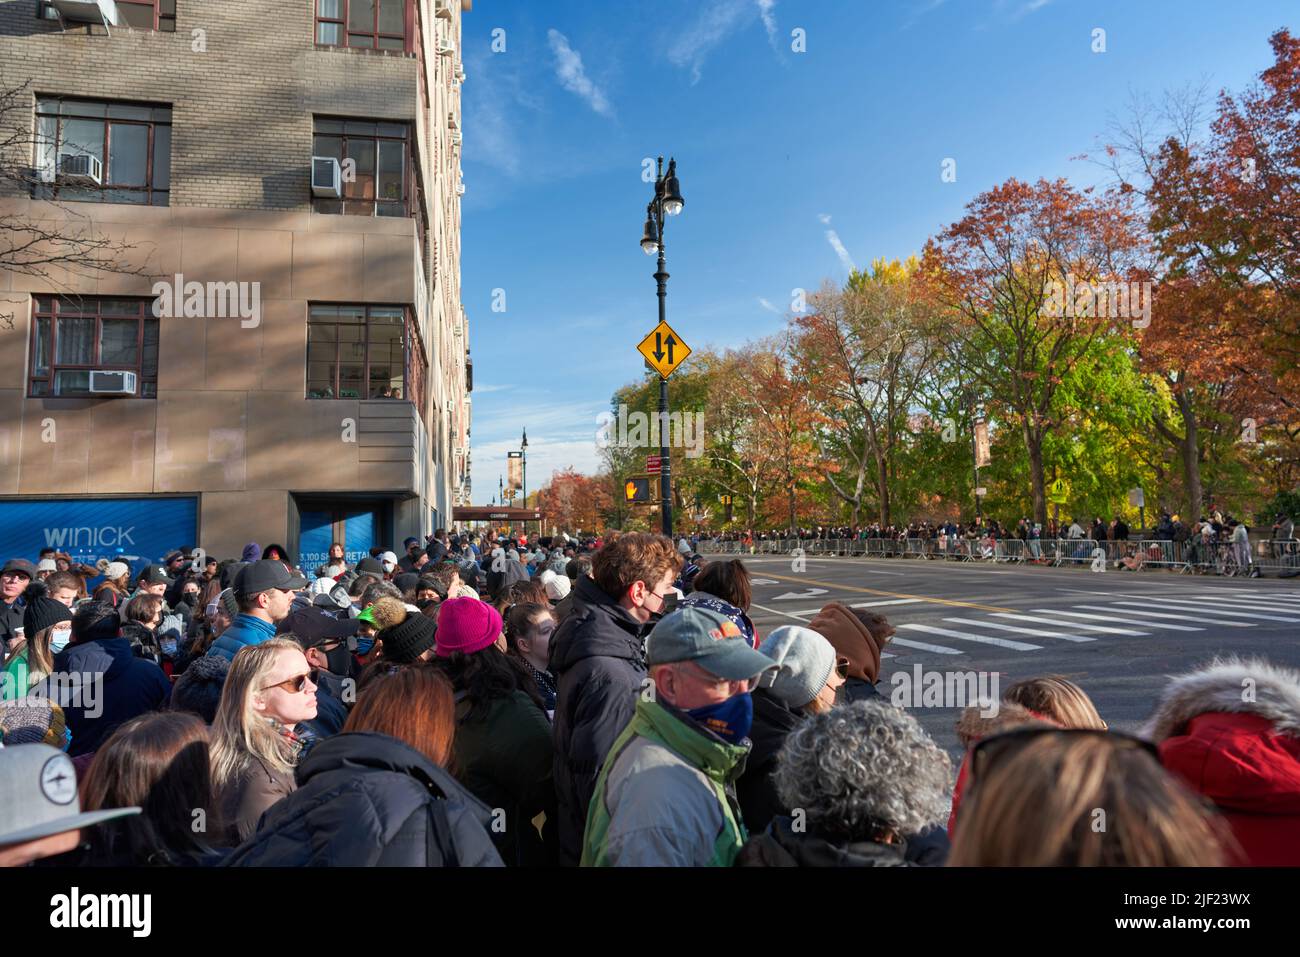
[
  {"xmin": 637, "ymin": 320, "xmax": 692, "ymax": 378},
  {"xmin": 1049, "ymin": 478, "xmax": 1069, "ymax": 505}
]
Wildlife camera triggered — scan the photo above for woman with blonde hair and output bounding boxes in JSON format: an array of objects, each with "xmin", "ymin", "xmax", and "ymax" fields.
[
  {"xmin": 1, "ymin": 581, "xmax": 73, "ymax": 701},
  {"xmin": 209, "ymin": 638, "xmax": 318, "ymax": 844},
  {"xmin": 948, "ymin": 674, "xmax": 1107, "ymax": 837},
  {"xmin": 947, "ymin": 728, "xmax": 1230, "ymax": 866},
  {"xmin": 1003, "ymin": 675, "xmax": 1107, "ymax": 730}
]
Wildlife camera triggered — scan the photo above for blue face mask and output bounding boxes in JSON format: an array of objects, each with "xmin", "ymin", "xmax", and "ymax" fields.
[
  {"xmin": 50, "ymin": 625, "xmax": 72, "ymax": 654},
  {"xmin": 685, "ymin": 692, "xmax": 753, "ymax": 744},
  {"xmin": 355, "ymin": 635, "xmax": 375, "ymax": 656}
]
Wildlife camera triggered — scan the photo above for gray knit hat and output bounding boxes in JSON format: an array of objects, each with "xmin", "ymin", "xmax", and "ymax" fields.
[{"xmin": 758, "ymin": 626, "xmax": 837, "ymax": 708}]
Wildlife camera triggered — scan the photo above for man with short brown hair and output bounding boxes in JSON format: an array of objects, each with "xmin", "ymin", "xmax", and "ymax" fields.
[{"xmin": 549, "ymin": 533, "xmax": 683, "ymax": 866}]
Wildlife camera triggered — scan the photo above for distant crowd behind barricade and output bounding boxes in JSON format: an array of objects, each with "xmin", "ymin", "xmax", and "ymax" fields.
[
  {"xmin": 0, "ymin": 526, "xmax": 1297, "ymax": 868},
  {"xmin": 700, "ymin": 509, "xmax": 1298, "ymax": 575}
]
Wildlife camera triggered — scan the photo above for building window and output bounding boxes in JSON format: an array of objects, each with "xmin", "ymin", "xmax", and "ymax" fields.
[
  {"xmin": 313, "ymin": 118, "xmax": 408, "ymax": 217},
  {"xmin": 29, "ymin": 297, "xmax": 159, "ymax": 398},
  {"xmin": 308, "ymin": 305, "xmax": 424, "ymax": 408},
  {"xmin": 34, "ymin": 98, "xmax": 171, "ymax": 206},
  {"xmin": 117, "ymin": 0, "xmax": 177, "ymax": 30},
  {"xmin": 315, "ymin": 0, "xmax": 407, "ymax": 51},
  {"xmin": 38, "ymin": 0, "xmax": 175, "ymax": 31}
]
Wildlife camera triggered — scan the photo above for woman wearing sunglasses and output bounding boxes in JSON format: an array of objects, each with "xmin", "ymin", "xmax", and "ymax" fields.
[
  {"xmin": 737, "ymin": 625, "xmax": 846, "ymax": 835},
  {"xmin": 210, "ymin": 638, "xmax": 318, "ymax": 845}
]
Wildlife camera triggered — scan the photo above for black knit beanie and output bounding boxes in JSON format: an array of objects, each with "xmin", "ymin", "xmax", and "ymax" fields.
[
  {"xmin": 22, "ymin": 580, "xmax": 73, "ymax": 638},
  {"xmin": 171, "ymin": 654, "xmax": 230, "ymax": 724},
  {"xmin": 377, "ymin": 612, "xmax": 437, "ymax": 664}
]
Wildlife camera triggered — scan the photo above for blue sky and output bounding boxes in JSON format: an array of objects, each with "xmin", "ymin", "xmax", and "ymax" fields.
[{"xmin": 461, "ymin": 0, "xmax": 1295, "ymax": 504}]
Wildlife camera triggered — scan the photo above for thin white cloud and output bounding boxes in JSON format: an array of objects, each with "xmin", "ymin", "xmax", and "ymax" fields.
[
  {"xmin": 667, "ymin": 0, "xmax": 753, "ymax": 84},
  {"xmin": 756, "ymin": 0, "xmax": 778, "ymax": 49},
  {"xmin": 819, "ymin": 214, "xmax": 856, "ymax": 274},
  {"xmin": 472, "ymin": 383, "xmax": 514, "ymax": 394},
  {"xmin": 902, "ymin": 0, "xmax": 947, "ymax": 30},
  {"xmin": 757, "ymin": 297, "xmax": 780, "ymax": 314},
  {"xmin": 547, "ymin": 29, "xmax": 613, "ymax": 117},
  {"xmin": 1010, "ymin": 0, "xmax": 1052, "ymax": 18}
]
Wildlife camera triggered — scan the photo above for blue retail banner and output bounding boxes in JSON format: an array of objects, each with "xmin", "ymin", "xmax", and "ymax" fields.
[{"xmin": 0, "ymin": 498, "xmax": 198, "ymax": 581}]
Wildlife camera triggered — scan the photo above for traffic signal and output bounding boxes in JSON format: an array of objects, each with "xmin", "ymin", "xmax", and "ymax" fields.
[{"xmin": 625, "ymin": 478, "xmax": 651, "ymax": 503}]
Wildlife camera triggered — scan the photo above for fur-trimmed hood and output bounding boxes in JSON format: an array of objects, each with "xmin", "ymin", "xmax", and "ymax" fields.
[
  {"xmin": 1141, "ymin": 656, "xmax": 1300, "ymax": 743},
  {"xmin": 955, "ymin": 700, "xmax": 1054, "ymax": 747}
]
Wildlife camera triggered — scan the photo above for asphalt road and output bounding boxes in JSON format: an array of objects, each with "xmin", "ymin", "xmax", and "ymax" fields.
[{"xmin": 734, "ymin": 553, "xmax": 1300, "ymax": 759}]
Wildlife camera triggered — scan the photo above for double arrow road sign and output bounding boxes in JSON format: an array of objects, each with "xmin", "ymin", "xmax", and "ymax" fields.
[{"xmin": 637, "ymin": 319, "xmax": 692, "ymax": 379}]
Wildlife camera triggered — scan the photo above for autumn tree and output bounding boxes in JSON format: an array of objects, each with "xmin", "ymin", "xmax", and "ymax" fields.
[
  {"xmin": 793, "ymin": 258, "xmax": 942, "ymax": 525},
  {"xmin": 923, "ymin": 178, "xmax": 1147, "ymax": 525}
]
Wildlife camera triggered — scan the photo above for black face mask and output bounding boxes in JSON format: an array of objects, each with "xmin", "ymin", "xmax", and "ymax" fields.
[{"xmin": 322, "ymin": 643, "xmax": 358, "ymax": 680}]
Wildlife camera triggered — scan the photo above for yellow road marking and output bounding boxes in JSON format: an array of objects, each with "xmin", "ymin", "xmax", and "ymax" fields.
[{"xmin": 753, "ymin": 569, "xmax": 1015, "ymax": 613}]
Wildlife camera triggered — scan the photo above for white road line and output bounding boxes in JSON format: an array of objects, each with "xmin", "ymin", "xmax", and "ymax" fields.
[
  {"xmin": 1083, "ymin": 603, "xmax": 1256, "ymax": 628},
  {"xmin": 944, "ymin": 617, "xmax": 1096, "ymax": 643},
  {"xmin": 1221, "ymin": 589, "xmax": 1300, "ymax": 600},
  {"xmin": 1193, "ymin": 596, "xmax": 1300, "ymax": 612},
  {"xmin": 990, "ymin": 613, "xmax": 1149, "ymax": 636},
  {"xmin": 1142, "ymin": 599, "xmax": 1300, "ymax": 623},
  {"xmin": 1039, "ymin": 609, "xmax": 1203, "ymax": 632},
  {"xmin": 887, "ymin": 636, "xmax": 964, "ymax": 655},
  {"xmin": 900, "ymin": 622, "xmax": 1041, "ymax": 651},
  {"xmin": 748, "ymin": 602, "xmax": 811, "ymax": 623},
  {"xmin": 785, "ymin": 598, "xmax": 924, "ymax": 616}
]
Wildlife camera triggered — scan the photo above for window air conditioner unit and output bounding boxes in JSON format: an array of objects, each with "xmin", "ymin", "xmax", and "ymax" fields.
[
  {"xmin": 49, "ymin": 0, "xmax": 119, "ymax": 26},
  {"xmin": 434, "ymin": 0, "xmax": 453, "ymax": 19},
  {"xmin": 88, "ymin": 370, "xmax": 137, "ymax": 395},
  {"xmin": 311, "ymin": 156, "xmax": 342, "ymax": 198},
  {"xmin": 456, "ymin": 182, "xmax": 465, "ymax": 196},
  {"xmin": 450, "ymin": 130, "xmax": 462, "ymax": 146},
  {"xmin": 437, "ymin": 39, "xmax": 455, "ymax": 57},
  {"xmin": 456, "ymin": 65, "xmax": 466, "ymax": 83},
  {"xmin": 58, "ymin": 153, "xmax": 103, "ymax": 186}
]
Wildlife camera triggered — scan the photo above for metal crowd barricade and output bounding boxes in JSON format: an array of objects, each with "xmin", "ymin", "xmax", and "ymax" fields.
[
  {"xmin": 1049, "ymin": 537, "xmax": 1101, "ymax": 566},
  {"xmin": 1257, "ymin": 539, "xmax": 1300, "ymax": 575}
]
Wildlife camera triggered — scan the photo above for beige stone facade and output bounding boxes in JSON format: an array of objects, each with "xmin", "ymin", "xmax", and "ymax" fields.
[{"xmin": 0, "ymin": 0, "xmax": 472, "ymax": 564}]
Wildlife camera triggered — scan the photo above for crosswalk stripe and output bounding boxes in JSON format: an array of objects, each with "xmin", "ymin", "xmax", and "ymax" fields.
[
  {"xmin": 1039, "ymin": 609, "xmax": 1203, "ymax": 632},
  {"xmin": 1083, "ymin": 603, "xmax": 1256, "ymax": 628},
  {"xmin": 1144, "ymin": 600, "xmax": 1294, "ymax": 624},
  {"xmin": 1193, "ymin": 596, "xmax": 1300, "ymax": 612},
  {"xmin": 787, "ymin": 598, "xmax": 923, "ymax": 616},
  {"xmin": 1222, "ymin": 590, "xmax": 1300, "ymax": 601},
  {"xmin": 990, "ymin": 613, "xmax": 1149, "ymax": 636},
  {"xmin": 901, "ymin": 622, "xmax": 1041, "ymax": 651},
  {"xmin": 886, "ymin": 636, "xmax": 964, "ymax": 655},
  {"xmin": 944, "ymin": 617, "xmax": 1095, "ymax": 643}
]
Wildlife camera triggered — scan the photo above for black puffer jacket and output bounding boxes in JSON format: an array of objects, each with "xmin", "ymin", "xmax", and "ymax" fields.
[
  {"xmin": 223, "ymin": 732, "xmax": 504, "ymax": 867},
  {"xmin": 736, "ymin": 816, "xmax": 910, "ymax": 867},
  {"xmin": 737, "ymin": 688, "xmax": 802, "ymax": 834},
  {"xmin": 548, "ymin": 574, "xmax": 650, "ymax": 866}
]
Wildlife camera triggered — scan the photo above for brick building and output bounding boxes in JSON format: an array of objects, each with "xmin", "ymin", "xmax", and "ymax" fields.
[{"xmin": 0, "ymin": 0, "xmax": 473, "ymax": 570}]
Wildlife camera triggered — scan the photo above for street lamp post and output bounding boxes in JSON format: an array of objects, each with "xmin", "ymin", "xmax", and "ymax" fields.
[{"xmin": 640, "ymin": 155, "xmax": 684, "ymax": 539}]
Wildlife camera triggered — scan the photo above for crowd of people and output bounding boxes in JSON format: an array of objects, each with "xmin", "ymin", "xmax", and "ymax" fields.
[
  {"xmin": 0, "ymin": 528, "xmax": 1297, "ymax": 868},
  {"xmin": 702, "ymin": 507, "xmax": 1294, "ymax": 574}
]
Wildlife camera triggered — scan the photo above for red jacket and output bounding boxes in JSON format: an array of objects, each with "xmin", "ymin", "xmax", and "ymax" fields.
[{"xmin": 1145, "ymin": 660, "xmax": 1300, "ymax": 867}]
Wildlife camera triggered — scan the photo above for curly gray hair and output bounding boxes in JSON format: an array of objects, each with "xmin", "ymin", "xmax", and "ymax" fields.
[{"xmin": 773, "ymin": 699, "xmax": 952, "ymax": 839}]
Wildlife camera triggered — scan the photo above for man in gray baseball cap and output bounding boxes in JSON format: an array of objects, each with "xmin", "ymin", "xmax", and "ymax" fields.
[
  {"xmin": 0, "ymin": 743, "xmax": 140, "ymax": 866},
  {"xmin": 582, "ymin": 606, "xmax": 777, "ymax": 867}
]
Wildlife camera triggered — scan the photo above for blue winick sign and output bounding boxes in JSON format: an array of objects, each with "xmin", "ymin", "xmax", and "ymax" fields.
[{"xmin": 0, "ymin": 497, "xmax": 198, "ymax": 580}]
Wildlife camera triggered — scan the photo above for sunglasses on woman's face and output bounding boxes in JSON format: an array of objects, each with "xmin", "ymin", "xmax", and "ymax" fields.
[
  {"xmin": 835, "ymin": 657, "xmax": 851, "ymax": 680},
  {"xmin": 970, "ymin": 727, "xmax": 1159, "ymax": 784},
  {"xmin": 262, "ymin": 670, "xmax": 318, "ymax": 694}
]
